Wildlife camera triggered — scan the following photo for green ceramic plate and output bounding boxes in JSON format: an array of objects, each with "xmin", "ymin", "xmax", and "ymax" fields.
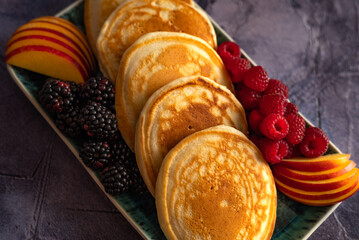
[{"xmin": 7, "ymin": 0, "xmax": 342, "ymax": 239}]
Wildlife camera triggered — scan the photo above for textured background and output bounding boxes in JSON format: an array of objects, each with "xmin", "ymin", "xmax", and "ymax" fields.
[{"xmin": 1, "ymin": 0, "xmax": 358, "ymax": 239}]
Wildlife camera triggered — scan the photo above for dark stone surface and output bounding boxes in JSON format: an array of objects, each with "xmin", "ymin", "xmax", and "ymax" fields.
[{"xmin": 0, "ymin": 0, "xmax": 358, "ymax": 239}]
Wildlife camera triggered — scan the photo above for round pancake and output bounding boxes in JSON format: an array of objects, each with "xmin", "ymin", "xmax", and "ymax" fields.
[
  {"xmin": 156, "ymin": 125, "xmax": 277, "ymax": 240},
  {"xmin": 115, "ymin": 32, "xmax": 233, "ymax": 151},
  {"xmin": 84, "ymin": 0, "xmax": 194, "ymax": 56},
  {"xmin": 97, "ymin": 0, "xmax": 216, "ymax": 82},
  {"xmin": 84, "ymin": 0, "xmax": 125, "ymax": 56},
  {"xmin": 135, "ymin": 76, "xmax": 247, "ymax": 195}
]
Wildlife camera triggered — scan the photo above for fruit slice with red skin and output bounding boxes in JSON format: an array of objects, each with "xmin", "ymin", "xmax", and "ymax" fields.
[
  {"xmin": 275, "ymin": 174, "xmax": 359, "ymax": 206},
  {"xmin": 8, "ymin": 28, "xmax": 94, "ymax": 74},
  {"xmin": 6, "ymin": 35, "xmax": 90, "ymax": 75},
  {"xmin": 6, "ymin": 45, "xmax": 87, "ymax": 83},
  {"xmin": 272, "ymin": 160, "xmax": 356, "ymax": 181},
  {"xmin": 11, "ymin": 23, "xmax": 95, "ymax": 73},
  {"xmin": 273, "ymin": 167, "xmax": 358, "ymax": 192},
  {"xmin": 280, "ymin": 153, "xmax": 350, "ymax": 172},
  {"xmin": 29, "ymin": 17, "xmax": 96, "ymax": 70}
]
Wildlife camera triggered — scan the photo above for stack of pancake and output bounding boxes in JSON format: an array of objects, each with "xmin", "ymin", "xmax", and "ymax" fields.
[{"xmin": 85, "ymin": 0, "xmax": 277, "ymax": 239}]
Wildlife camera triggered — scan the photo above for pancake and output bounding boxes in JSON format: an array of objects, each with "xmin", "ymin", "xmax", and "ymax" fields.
[
  {"xmin": 156, "ymin": 125, "xmax": 277, "ymax": 240},
  {"xmin": 97, "ymin": 0, "xmax": 216, "ymax": 82},
  {"xmin": 85, "ymin": 0, "xmax": 125, "ymax": 56},
  {"xmin": 135, "ymin": 76, "xmax": 247, "ymax": 195},
  {"xmin": 85, "ymin": 0, "xmax": 193, "ymax": 56},
  {"xmin": 115, "ymin": 32, "xmax": 233, "ymax": 151}
]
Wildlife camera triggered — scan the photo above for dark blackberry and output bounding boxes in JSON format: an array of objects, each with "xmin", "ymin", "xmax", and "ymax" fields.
[
  {"xmin": 111, "ymin": 137, "xmax": 135, "ymax": 165},
  {"xmin": 101, "ymin": 162, "xmax": 133, "ymax": 195},
  {"xmin": 131, "ymin": 166, "xmax": 149, "ymax": 195},
  {"xmin": 39, "ymin": 78, "xmax": 79, "ymax": 114},
  {"xmin": 55, "ymin": 106, "xmax": 82, "ymax": 138},
  {"xmin": 111, "ymin": 138, "xmax": 148, "ymax": 195},
  {"xmin": 81, "ymin": 76, "xmax": 115, "ymax": 107},
  {"xmin": 79, "ymin": 141, "xmax": 113, "ymax": 170},
  {"xmin": 78, "ymin": 102, "xmax": 118, "ymax": 139}
]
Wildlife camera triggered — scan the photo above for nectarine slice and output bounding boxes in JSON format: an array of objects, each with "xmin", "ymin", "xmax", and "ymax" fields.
[
  {"xmin": 273, "ymin": 168, "xmax": 358, "ymax": 192},
  {"xmin": 276, "ymin": 178, "xmax": 359, "ymax": 206},
  {"xmin": 13, "ymin": 22, "xmax": 95, "ymax": 73},
  {"xmin": 29, "ymin": 17, "xmax": 96, "ymax": 69},
  {"xmin": 8, "ymin": 28, "xmax": 94, "ymax": 74},
  {"xmin": 6, "ymin": 45, "xmax": 87, "ymax": 83},
  {"xmin": 6, "ymin": 35, "xmax": 90, "ymax": 75},
  {"xmin": 275, "ymin": 170, "xmax": 359, "ymax": 195},
  {"xmin": 272, "ymin": 160, "xmax": 356, "ymax": 181},
  {"xmin": 280, "ymin": 153, "xmax": 350, "ymax": 172}
]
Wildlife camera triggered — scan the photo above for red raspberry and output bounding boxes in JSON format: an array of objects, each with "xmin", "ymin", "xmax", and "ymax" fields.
[
  {"xmin": 259, "ymin": 94, "xmax": 287, "ymax": 116},
  {"xmin": 236, "ymin": 84, "xmax": 262, "ymax": 110},
  {"xmin": 263, "ymin": 79, "xmax": 289, "ymax": 98},
  {"xmin": 300, "ymin": 127, "xmax": 329, "ymax": 157},
  {"xmin": 285, "ymin": 114, "xmax": 306, "ymax": 145},
  {"xmin": 217, "ymin": 41, "xmax": 241, "ymax": 64},
  {"xmin": 284, "ymin": 102, "xmax": 299, "ymax": 116},
  {"xmin": 260, "ymin": 138, "xmax": 289, "ymax": 164},
  {"xmin": 243, "ymin": 66, "xmax": 269, "ymax": 92},
  {"xmin": 226, "ymin": 58, "xmax": 251, "ymax": 83},
  {"xmin": 259, "ymin": 113, "xmax": 289, "ymax": 140},
  {"xmin": 285, "ymin": 143, "xmax": 302, "ymax": 159},
  {"xmin": 248, "ymin": 109, "xmax": 264, "ymax": 134}
]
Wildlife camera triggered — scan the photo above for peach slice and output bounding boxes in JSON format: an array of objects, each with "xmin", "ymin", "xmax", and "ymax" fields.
[
  {"xmin": 280, "ymin": 153, "xmax": 350, "ymax": 172},
  {"xmin": 275, "ymin": 176, "xmax": 359, "ymax": 206},
  {"xmin": 6, "ymin": 45, "xmax": 87, "ymax": 83},
  {"xmin": 29, "ymin": 16, "xmax": 96, "ymax": 70},
  {"xmin": 13, "ymin": 22, "xmax": 95, "ymax": 73},
  {"xmin": 6, "ymin": 35, "xmax": 90, "ymax": 76},
  {"xmin": 7, "ymin": 29, "xmax": 92, "ymax": 74},
  {"xmin": 272, "ymin": 160, "xmax": 356, "ymax": 181},
  {"xmin": 273, "ymin": 167, "xmax": 358, "ymax": 192}
]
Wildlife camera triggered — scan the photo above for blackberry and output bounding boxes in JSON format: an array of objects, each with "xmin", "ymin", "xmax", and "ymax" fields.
[
  {"xmin": 111, "ymin": 138, "xmax": 148, "ymax": 195},
  {"xmin": 55, "ymin": 106, "xmax": 82, "ymax": 138},
  {"xmin": 111, "ymin": 136, "xmax": 135, "ymax": 165},
  {"xmin": 131, "ymin": 165, "xmax": 149, "ymax": 195},
  {"xmin": 79, "ymin": 141, "xmax": 113, "ymax": 170},
  {"xmin": 81, "ymin": 76, "xmax": 115, "ymax": 107},
  {"xmin": 101, "ymin": 162, "xmax": 133, "ymax": 195},
  {"xmin": 39, "ymin": 78, "xmax": 79, "ymax": 114},
  {"xmin": 78, "ymin": 102, "xmax": 118, "ymax": 139}
]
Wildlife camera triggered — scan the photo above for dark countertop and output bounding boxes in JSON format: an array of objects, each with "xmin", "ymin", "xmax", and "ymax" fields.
[{"xmin": 1, "ymin": 0, "xmax": 358, "ymax": 239}]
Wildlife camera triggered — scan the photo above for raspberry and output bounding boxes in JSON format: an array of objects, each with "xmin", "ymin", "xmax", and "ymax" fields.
[
  {"xmin": 263, "ymin": 79, "xmax": 289, "ymax": 98},
  {"xmin": 217, "ymin": 41, "xmax": 241, "ymax": 64},
  {"xmin": 248, "ymin": 109, "xmax": 264, "ymax": 134},
  {"xmin": 260, "ymin": 138, "xmax": 288, "ymax": 164},
  {"xmin": 226, "ymin": 58, "xmax": 251, "ymax": 83},
  {"xmin": 243, "ymin": 66, "xmax": 269, "ymax": 92},
  {"xmin": 300, "ymin": 127, "xmax": 329, "ymax": 157},
  {"xmin": 235, "ymin": 84, "xmax": 262, "ymax": 110},
  {"xmin": 285, "ymin": 114, "xmax": 306, "ymax": 145},
  {"xmin": 285, "ymin": 143, "xmax": 302, "ymax": 159},
  {"xmin": 284, "ymin": 102, "xmax": 299, "ymax": 116},
  {"xmin": 259, "ymin": 114, "xmax": 289, "ymax": 140},
  {"xmin": 259, "ymin": 94, "xmax": 287, "ymax": 116}
]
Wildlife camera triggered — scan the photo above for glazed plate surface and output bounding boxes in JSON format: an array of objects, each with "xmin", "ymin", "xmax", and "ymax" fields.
[{"xmin": 6, "ymin": 1, "xmax": 342, "ymax": 239}]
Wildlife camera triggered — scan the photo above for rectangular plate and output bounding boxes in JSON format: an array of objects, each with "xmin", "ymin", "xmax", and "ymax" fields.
[{"xmin": 7, "ymin": 0, "xmax": 342, "ymax": 239}]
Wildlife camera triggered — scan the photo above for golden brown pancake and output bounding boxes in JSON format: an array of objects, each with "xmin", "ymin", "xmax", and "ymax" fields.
[
  {"xmin": 84, "ymin": 0, "xmax": 194, "ymax": 56},
  {"xmin": 97, "ymin": 0, "xmax": 216, "ymax": 82},
  {"xmin": 156, "ymin": 125, "xmax": 277, "ymax": 240},
  {"xmin": 135, "ymin": 76, "xmax": 247, "ymax": 195},
  {"xmin": 115, "ymin": 32, "xmax": 233, "ymax": 151}
]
